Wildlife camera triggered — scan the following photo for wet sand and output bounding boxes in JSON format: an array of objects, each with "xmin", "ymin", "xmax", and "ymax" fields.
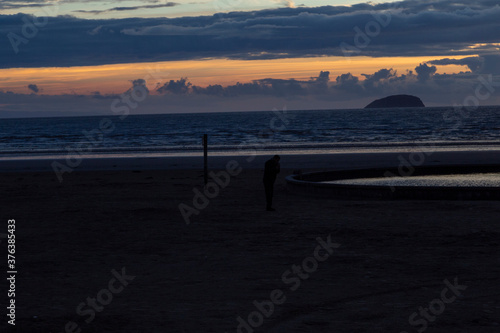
[{"xmin": 1, "ymin": 152, "xmax": 500, "ymax": 332}]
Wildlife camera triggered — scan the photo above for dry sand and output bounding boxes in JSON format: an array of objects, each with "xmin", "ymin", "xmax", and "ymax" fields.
[{"xmin": 1, "ymin": 152, "xmax": 500, "ymax": 332}]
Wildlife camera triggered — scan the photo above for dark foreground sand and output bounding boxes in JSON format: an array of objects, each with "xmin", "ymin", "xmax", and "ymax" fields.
[{"xmin": 1, "ymin": 153, "xmax": 500, "ymax": 332}]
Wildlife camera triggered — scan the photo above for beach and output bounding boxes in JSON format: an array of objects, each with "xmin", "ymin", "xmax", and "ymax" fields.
[
  {"xmin": 1, "ymin": 151, "xmax": 500, "ymax": 332},
  {"xmin": 3, "ymin": 0, "xmax": 500, "ymax": 331}
]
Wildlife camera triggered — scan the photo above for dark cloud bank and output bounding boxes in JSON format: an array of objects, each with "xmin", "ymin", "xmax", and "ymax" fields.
[{"xmin": 1, "ymin": 0, "xmax": 500, "ymax": 68}]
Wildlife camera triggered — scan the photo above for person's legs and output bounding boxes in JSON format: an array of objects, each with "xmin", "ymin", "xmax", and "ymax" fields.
[{"xmin": 264, "ymin": 181, "xmax": 273, "ymax": 210}]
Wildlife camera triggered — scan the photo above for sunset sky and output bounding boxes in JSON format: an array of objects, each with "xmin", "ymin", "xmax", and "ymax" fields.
[{"xmin": 1, "ymin": 0, "xmax": 500, "ymax": 117}]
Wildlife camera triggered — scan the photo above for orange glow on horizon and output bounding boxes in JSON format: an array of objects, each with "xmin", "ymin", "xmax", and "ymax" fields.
[{"xmin": 0, "ymin": 56, "xmax": 472, "ymax": 95}]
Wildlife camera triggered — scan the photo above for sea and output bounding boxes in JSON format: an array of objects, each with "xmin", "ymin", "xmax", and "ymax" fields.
[{"xmin": 1, "ymin": 106, "xmax": 500, "ymax": 160}]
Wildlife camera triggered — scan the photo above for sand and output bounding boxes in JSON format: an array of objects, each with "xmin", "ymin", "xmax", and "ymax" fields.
[{"xmin": 1, "ymin": 152, "xmax": 500, "ymax": 332}]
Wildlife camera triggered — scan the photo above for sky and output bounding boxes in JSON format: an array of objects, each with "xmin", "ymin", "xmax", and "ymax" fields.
[{"xmin": 1, "ymin": 0, "xmax": 500, "ymax": 117}]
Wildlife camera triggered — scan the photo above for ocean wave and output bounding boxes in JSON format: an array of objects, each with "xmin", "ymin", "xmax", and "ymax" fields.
[{"xmin": 1, "ymin": 140, "xmax": 500, "ymax": 158}]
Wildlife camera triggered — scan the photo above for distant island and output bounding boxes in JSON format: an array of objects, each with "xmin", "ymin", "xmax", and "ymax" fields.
[{"xmin": 365, "ymin": 95, "xmax": 425, "ymax": 108}]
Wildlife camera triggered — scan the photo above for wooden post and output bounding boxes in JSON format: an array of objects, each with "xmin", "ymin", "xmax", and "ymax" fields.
[{"xmin": 203, "ymin": 134, "xmax": 208, "ymax": 185}]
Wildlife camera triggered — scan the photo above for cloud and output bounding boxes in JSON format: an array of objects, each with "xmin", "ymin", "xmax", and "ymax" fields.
[
  {"xmin": 0, "ymin": 0, "xmax": 168, "ymax": 10},
  {"xmin": 0, "ymin": 0, "xmax": 47, "ymax": 10},
  {"xmin": 157, "ymin": 78, "xmax": 191, "ymax": 94},
  {"xmin": 157, "ymin": 72, "xmax": 334, "ymax": 97},
  {"xmin": 3, "ymin": 66, "xmax": 500, "ymax": 117},
  {"xmin": 335, "ymin": 73, "xmax": 361, "ymax": 92},
  {"xmin": 428, "ymin": 57, "xmax": 483, "ymax": 72},
  {"xmin": 131, "ymin": 78, "xmax": 148, "ymax": 89},
  {"xmin": 361, "ymin": 68, "xmax": 398, "ymax": 91},
  {"xmin": 428, "ymin": 54, "xmax": 500, "ymax": 75},
  {"xmin": 415, "ymin": 63, "xmax": 437, "ymax": 82},
  {"xmin": 480, "ymin": 55, "xmax": 500, "ymax": 75},
  {"xmin": 153, "ymin": 67, "xmax": 486, "ymax": 102},
  {"xmin": 27, "ymin": 84, "xmax": 39, "ymax": 93},
  {"xmin": 273, "ymin": 0, "xmax": 295, "ymax": 8},
  {"xmin": 74, "ymin": 2, "xmax": 179, "ymax": 15},
  {"xmin": 126, "ymin": 78, "xmax": 150, "ymax": 98},
  {"xmin": 313, "ymin": 71, "xmax": 329, "ymax": 84},
  {"xmin": 1, "ymin": 0, "xmax": 500, "ymax": 68}
]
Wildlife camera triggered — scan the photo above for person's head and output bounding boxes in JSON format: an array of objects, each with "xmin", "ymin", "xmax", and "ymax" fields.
[{"xmin": 273, "ymin": 155, "xmax": 280, "ymax": 161}]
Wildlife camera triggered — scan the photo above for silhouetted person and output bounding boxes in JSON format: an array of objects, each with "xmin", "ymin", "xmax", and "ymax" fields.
[{"xmin": 263, "ymin": 155, "xmax": 280, "ymax": 211}]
